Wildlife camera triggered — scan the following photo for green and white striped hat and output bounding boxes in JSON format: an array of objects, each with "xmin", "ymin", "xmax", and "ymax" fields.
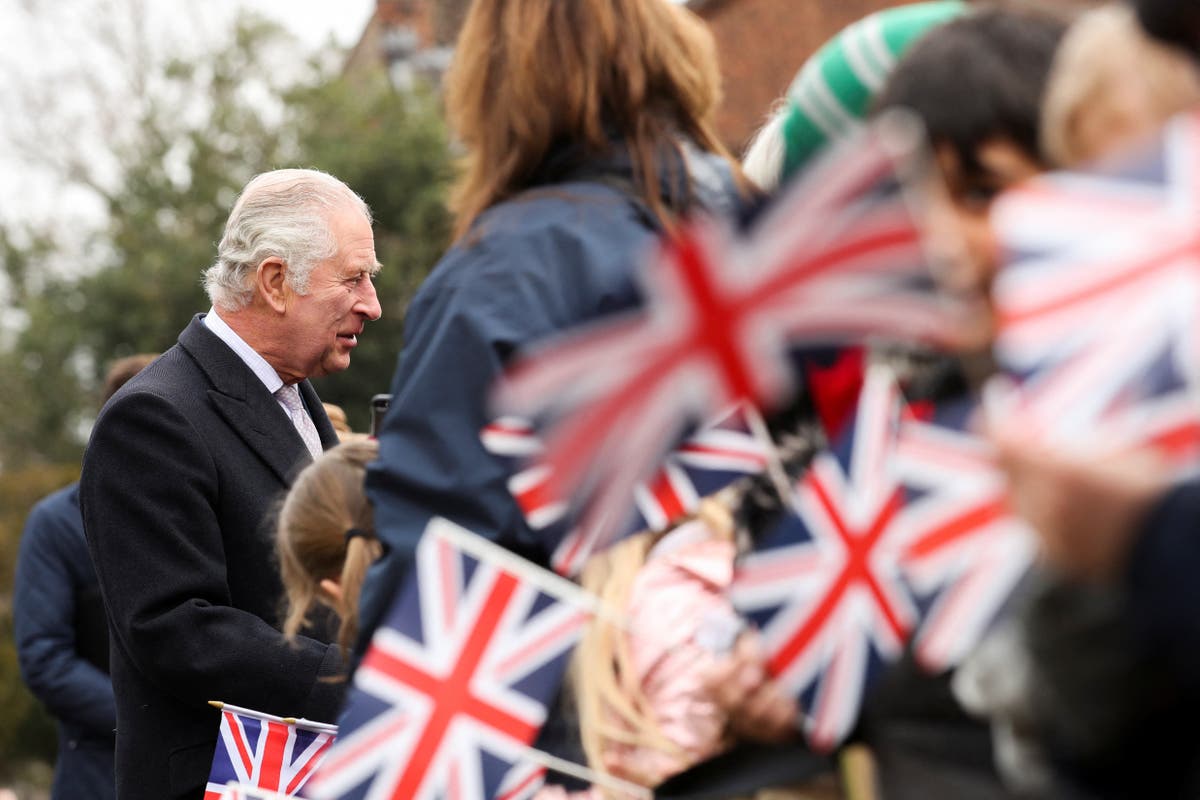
[{"xmin": 781, "ymin": 1, "xmax": 967, "ymax": 179}]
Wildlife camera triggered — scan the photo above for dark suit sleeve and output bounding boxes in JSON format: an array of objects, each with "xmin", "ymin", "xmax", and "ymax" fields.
[
  {"xmin": 80, "ymin": 390, "xmax": 343, "ymax": 721},
  {"xmin": 1126, "ymin": 479, "xmax": 1200, "ymax": 695},
  {"xmin": 14, "ymin": 494, "xmax": 117, "ymax": 734}
]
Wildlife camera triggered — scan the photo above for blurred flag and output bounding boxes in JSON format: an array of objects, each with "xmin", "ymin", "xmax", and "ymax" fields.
[
  {"xmin": 731, "ymin": 367, "xmax": 1033, "ymax": 750},
  {"xmin": 990, "ymin": 108, "xmax": 1200, "ymax": 461},
  {"xmin": 482, "ymin": 404, "xmax": 770, "ymax": 576},
  {"xmin": 493, "ymin": 760, "xmax": 547, "ymax": 800},
  {"xmin": 494, "ymin": 114, "xmax": 958, "ymax": 576},
  {"xmin": 891, "ymin": 402, "xmax": 1036, "ymax": 669},
  {"xmin": 306, "ymin": 518, "xmax": 595, "ymax": 800},
  {"xmin": 203, "ymin": 703, "xmax": 335, "ymax": 800}
]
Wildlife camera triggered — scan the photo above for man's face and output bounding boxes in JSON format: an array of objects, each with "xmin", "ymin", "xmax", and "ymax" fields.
[
  {"xmin": 927, "ymin": 138, "xmax": 1042, "ymax": 351},
  {"xmin": 280, "ymin": 204, "xmax": 382, "ymax": 382}
]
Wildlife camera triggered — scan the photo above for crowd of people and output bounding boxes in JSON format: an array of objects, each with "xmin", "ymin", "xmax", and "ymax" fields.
[{"xmin": 13, "ymin": 0, "xmax": 1200, "ymax": 798}]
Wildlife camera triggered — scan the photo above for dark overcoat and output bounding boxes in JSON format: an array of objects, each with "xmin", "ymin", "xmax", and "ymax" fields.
[{"xmin": 80, "ymin": 315, "xmax": 345, "ymax": 800}]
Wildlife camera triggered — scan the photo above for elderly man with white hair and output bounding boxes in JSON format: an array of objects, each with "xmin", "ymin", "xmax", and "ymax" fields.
[{"xmin": 80, "ymin": 168, "xmax": 382, "ymax": 800}]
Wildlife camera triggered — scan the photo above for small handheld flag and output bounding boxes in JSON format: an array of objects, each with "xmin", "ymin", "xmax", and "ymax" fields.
[
  {"xmin": 990, "ymin": 108, "xmax": 1200, "ymax": 462},
  {"xmin": 307, "ymin": 518, "xmax": 597, "ymax": 800},
  {"xmin": 203, "ymin": 702, "xmax": 336, "ymax": 800},
  {"xmin": 731, "ymin": 367, "xmax": 1034, "ymax": 750}
]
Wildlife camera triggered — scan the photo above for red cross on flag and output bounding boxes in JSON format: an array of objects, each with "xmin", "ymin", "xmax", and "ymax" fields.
[{"xmin": 495, "ymin": 113, "xmax": 960, "ymax": 574}]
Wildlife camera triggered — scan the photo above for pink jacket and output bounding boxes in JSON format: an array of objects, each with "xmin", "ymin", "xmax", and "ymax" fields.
[{"xmin": 536, "ymin": 520, "xmax": 740, "ymax": 797}]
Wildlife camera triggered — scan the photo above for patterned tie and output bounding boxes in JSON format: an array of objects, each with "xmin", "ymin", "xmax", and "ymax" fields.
[{"xmin": 275, "ymin": 384, "xmax": 323, "ymax": 460}]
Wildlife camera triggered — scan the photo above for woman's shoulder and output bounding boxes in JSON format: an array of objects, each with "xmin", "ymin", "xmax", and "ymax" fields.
[
  {"xmin": 412, "ymin": 181, "xmax": 652, "ymax": 318},
  {"xmin": 473, "ymin": 181, "xmax": 657, "ymax": 255}
]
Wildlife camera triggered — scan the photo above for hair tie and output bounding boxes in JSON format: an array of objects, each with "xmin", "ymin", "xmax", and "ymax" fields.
[{"xmin": 345, "ymin": 527, "xmax": 372, "ymax": 545}]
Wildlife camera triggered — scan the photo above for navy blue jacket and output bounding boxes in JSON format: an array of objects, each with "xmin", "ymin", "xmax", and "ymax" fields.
[
  {"xmin": 14, "ymin": 482, "xmax": 117, "ymax": 800},
  {"xmin": 362, "ymin": 144, "xmax": 740, "ymax": 632},
  {"xmin": 360, "ymin": 145, "xmax": 741, "ymax": 783},
  {"xmin": 361, "ymin": 177, "xmax": 659, "ymax": 779},
  {"xmin": 362, "ymin": 181, "xmax": 649, "ymax": 629},
  {"xmin": 1128, "ymin": 478, "xmax": 1200, "ymax": 688}
]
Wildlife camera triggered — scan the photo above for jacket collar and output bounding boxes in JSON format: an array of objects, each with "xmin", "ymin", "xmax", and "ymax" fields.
[{"xmin": 178, "ymin": 314, "xmax": 339, "ymax": 483}]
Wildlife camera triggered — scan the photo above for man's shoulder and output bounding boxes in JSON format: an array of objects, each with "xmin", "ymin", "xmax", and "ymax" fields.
[
  {"xmin": 105, "ymin": 344, "xmax": 198, "ymax": 405},
  {"xmin": 23, "ymin": 482, "xmax": 81, "ymax": 536}
]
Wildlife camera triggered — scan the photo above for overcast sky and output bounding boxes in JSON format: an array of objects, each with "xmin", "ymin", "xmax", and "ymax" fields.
[
  {"xmin": 0, "ymin": 0, "xmax": 375, "ymax": 234},
  {"xmin": 245, "ymin": 0, "xmax": 375, "ymax": 49}
]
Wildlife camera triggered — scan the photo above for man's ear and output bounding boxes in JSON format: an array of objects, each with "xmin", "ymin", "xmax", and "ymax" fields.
[{"xmin": 257, "ymin": 256, "xmax": 289, "ymax": 313}]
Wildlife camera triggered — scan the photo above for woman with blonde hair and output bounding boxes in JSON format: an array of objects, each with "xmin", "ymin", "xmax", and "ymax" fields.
[{"xmin": 277, "ymin": 438, "xmax": 382, "ymax": 656}]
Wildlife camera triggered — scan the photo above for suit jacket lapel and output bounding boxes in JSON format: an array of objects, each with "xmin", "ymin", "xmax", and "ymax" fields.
[{"xmin": 178, "ymin": 315, "xmax": 312, "ymax": 484}]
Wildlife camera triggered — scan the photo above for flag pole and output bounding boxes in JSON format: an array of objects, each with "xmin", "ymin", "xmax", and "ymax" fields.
[
  {"xmin": 743, "ymin": 403, "xmax": 802, "ymax": 514},
  {"xmin": 207, "ymin": 701, "xmax": 337, "ymax": 734},
  {"xmin": 520, "ymin": 747, "xmax": 653, "ymax": 800}
]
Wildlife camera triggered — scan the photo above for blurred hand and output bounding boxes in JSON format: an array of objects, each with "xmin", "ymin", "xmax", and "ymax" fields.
[
  {"xmin": 990, "ymin": 423, "xmax": 1171, "ymax": 582},
  {"xmin": 701, "ymin": 630, "xmax": 801, "ymax": 743}
]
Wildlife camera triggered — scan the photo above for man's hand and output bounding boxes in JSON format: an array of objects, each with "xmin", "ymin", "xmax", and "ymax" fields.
[
  {"xmin": 990, "ymin": 424, "xmax": 1171, "ymax": 582},
  {"xmin": 701, "ymin": 630, "xmax": 802, "ymax": 743}
]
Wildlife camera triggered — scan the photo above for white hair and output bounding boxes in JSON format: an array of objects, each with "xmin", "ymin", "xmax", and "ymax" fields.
[{"xmin": 204, "ymin": 168, "xmax": 372, "ymax": 310}]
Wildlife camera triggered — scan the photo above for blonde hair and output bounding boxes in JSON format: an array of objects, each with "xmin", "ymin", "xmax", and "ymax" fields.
[
  {"xmin": 1042, "ymin": 3, "xmax": 1200, "ymax": 166},
  {"xmin": 321, "ymin": 402, "xmax": 356, "ymax": 441},
  {"xmin": 444, "ymin": 0, "xmax": 735, "ymax": 240},
  {"xmin": 277, "ymin": 438, "xmax": 382, "ymax": 655},
  {"xmin": 571, "ymin": 500, "xmax": 735, "ymax": 790}
]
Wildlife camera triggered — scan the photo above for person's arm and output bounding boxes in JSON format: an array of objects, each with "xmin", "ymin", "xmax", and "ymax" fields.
[
  {"xmin": 13, "ymin": 495, "xmax": 117, "ymax": 735},
  {"xmin": 80, "ymin": 391, "xmax": 343, "ymax": 722},
  {"xmin": 990, "ymin": 427, "xmax": 1200, "ymax": 694}
]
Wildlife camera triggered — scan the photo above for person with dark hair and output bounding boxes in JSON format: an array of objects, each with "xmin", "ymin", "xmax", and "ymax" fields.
[
  {"xmin": 80, "ymin": 168, "xmax": 382, "ymax": 800},
  {"xmin": 13, "ymin": 353, "xmax": 156, "ymax": 800},
  {"xmin": 873, "ymin": 6, "xmax": 1068, "ymax": 355},
  {"xmin": 1134, "ymin": 0, "xmax": 1200, "ymax": 54},
  {"xmin": 843, "ymin": 8, "xmax": 1070, "ymax": 800}
]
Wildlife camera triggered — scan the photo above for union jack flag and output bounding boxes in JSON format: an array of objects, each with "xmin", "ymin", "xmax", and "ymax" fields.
[
  {"xmin": 492, "ymin": 761, "xmax": 546, "ymax": 800},
  {"xmin": 481, "ymin": 404, "xmax": 770, "ymax": 575},
  {"xmin": 202, "ymin": 703, "xmax": 336, "ymax": 800},
  {"xmin": 891, "ymin": 403, "xmax": 1036, "ymax": 670},
  {"xmin": 730, "ymin": 367, "xmax": 1034, "ymax": 750},
  {"xmin": 306, "ymin": 518, "xmax": 595, "ymax": 800},
  {"xmin": 990, "ymin": 108, "xmax": 1200, "ymax": 461},
  {"xmin": 217, "ymin": 785, "xmax": 291, "ymax": 800},
  {"xmin": 494, "ymin": 113, "xmax": 959, "ymax": 577}
]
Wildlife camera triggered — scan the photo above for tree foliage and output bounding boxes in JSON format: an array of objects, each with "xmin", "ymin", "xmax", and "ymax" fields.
[
  {"xmin": 0, "ymin": 7, "xmax": 453, "ymax": 777},
  {"xmin": 0, "ymin": 463, "xmax": 77, "ymax": 778},
  {"xmin": 0, "ymin": 12, "xmax": 452, "ymax": 468}
]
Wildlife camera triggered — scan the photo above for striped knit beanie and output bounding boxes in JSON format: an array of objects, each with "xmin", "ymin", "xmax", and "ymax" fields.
[{"xmin": 781, "ymin": 1, "xmax": 967, "ymax": 180}]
